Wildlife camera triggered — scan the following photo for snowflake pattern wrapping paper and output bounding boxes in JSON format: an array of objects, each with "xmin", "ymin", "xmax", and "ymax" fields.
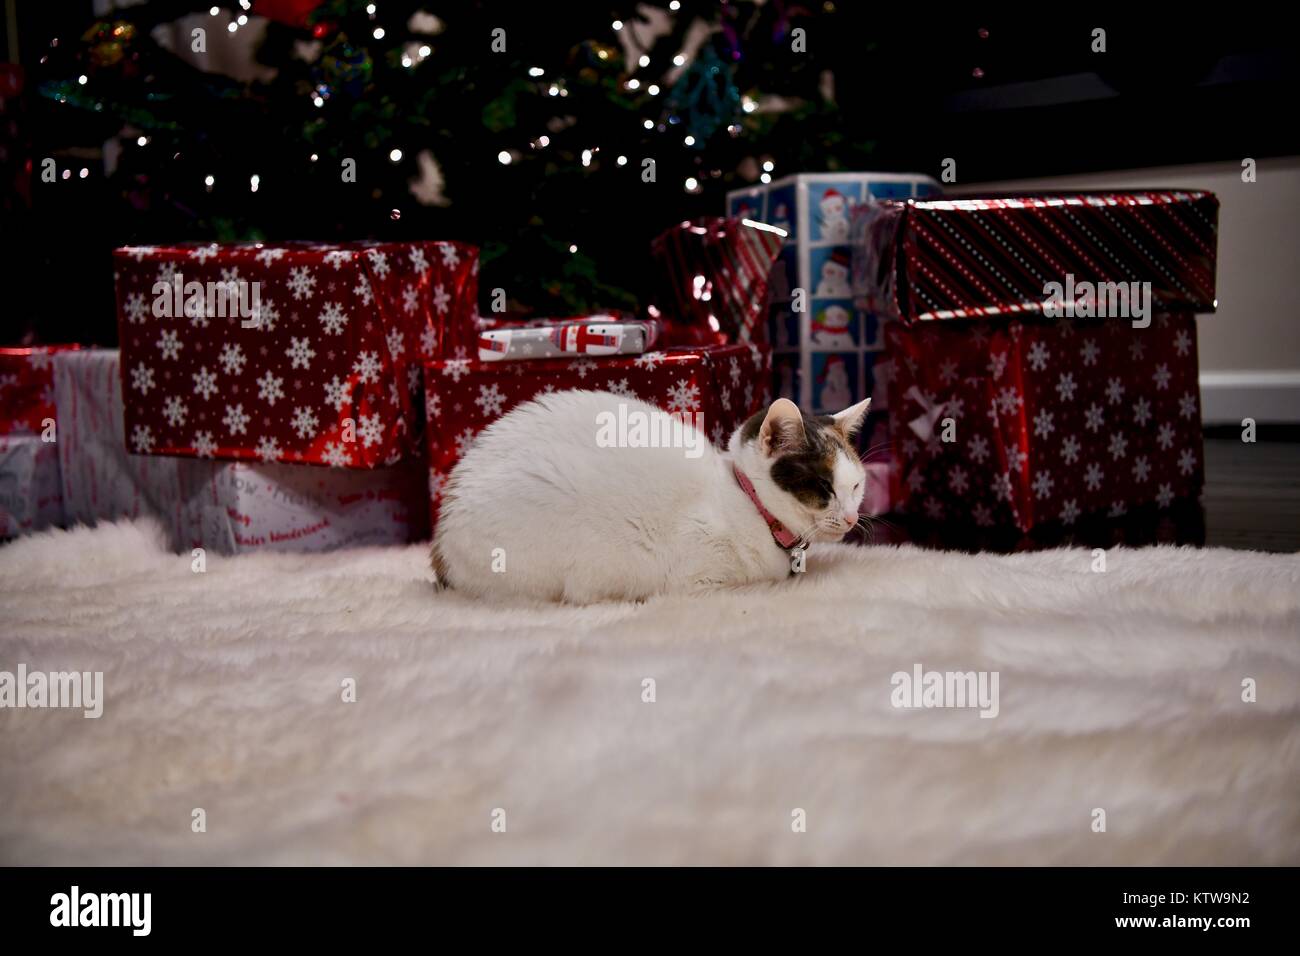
[
  {"xmin": 886, "ymin": 314, "xmax": 1204, "ymax": 533},
  {"xmin": 0, "ymin": 345, "xmax": 80, "ymax": 436},
  {"xmin": 423, "ymin": 343, "xmax": 772, "ymax": 528},
  {"xmin": 52, "ymin": 349, "xmax": 427, "ymax": 553},
  {"xmin": 853, "ymin": 191, "xmax": 1218, "ymax": 323},
  {"xmin": 113, "ymin": 240, "xmax": 478, "ymax": 468}
]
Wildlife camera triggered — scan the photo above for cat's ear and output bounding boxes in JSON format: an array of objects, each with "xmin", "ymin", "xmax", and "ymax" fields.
[
  {"xmin": 758, "ymin": 399, "xmax": 806, "ymax": 457},
  {"xmin": 831, "ymin": 398, "xmax": 871, "ymax": 439}
]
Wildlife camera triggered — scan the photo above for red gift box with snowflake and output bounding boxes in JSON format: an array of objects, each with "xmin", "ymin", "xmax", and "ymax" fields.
[
  {"xmin": 423, "ymin": 342, "xmax": 772, "ymax": 526},
  {"xmin": 113, "ymin": 241, "xmax": 478, "ymax": 468},
  {"xmin": 0, "ymin": 345, "xmax": 81, "ymax": 436},
  {"xmin": 886, "ymin": 314, "xmax": 1203, "ymax": 533}
]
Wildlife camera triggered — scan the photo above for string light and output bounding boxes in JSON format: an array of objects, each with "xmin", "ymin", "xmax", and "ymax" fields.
[
  {"xmin": 237, "ymin": 14, "xmax": 248, "ymax": 25},
  {"xmin": 760, "ymin": 173, "xmax": 772, "ymax": 184},
  {"xmin": 647, "ymin": 84, "xmax": 660, "ymax": 95},
  {"xmin": 612, "ymin": 20, "xmax": 624, "ymax": 30},
  {"xmin": 616, "ymin": 155, "xmax": 628, "ymax": 166},
  {"xmin": 762, "ymin": 160, "xmax": 774, "ymax": 172},
  {"xmin": 389, "ymin": 148, "xmax": 403, "ymax": 162},
  {"xmin": 79, "ymin": 168, "xmax": 89, "ymax": 179},
  {"xmin": 498, "ymin": 151, "xmax": 512, "ymax": 165},
  {"xmin": 625, "ymin": 79, "xmax": 640, "ymax": 91},
  {"xmin": 249, "ymin": 174, "xmax": 260, "ymax": 192},
  {"xmin": 373, "ymin": 27, "xmax": 385, "ymax": 39},
  {"xmin": 77, "ymin": 74, "xmax": 87, "ymax": 85},
  {"xmin": 548, "ymin": 85, "xmax": 560, "ymax": 96},
  {"xmin": 673, "ymin": 54, "xmax": 686, "ymax": 66},
  {"xmin": 310, "ymin": 153, "xmax": 318, "ymax": 162},
  {"xmin": 366, "ymin": 3, "xmax": 377, "ymax": 13},
  {"xmin": 742, "ymin": 96, "xmax": 757, "ymax": 113},
  {"xmin": 419, "ymin": 45, "xmax": 431, "ymax": 57},
  {"xmin": 227, "ymin": 22, "xmax": 237, "ymax": 33},
  {"xmin": 581, "ymin": 149, "xmax": 593, "ymax": 167},
  {"xmin": 313, "ymin": 95, "xmax": 325, "ymax": 107},
  {"xmin": 643, "ymin": 119, "xmax": 654, "ymax": 130},
  {"xmin": 528, "ymin": 67, "xmax": 544, "ymax": 77},
  {"xmin": 209, "ymin": 6, "xmax": 219, "ymax": 14},
  {"xmin": 136, "ymin": 135, "xmax": 148, "ymax": 146},
  {"xmin": 684, "ymin": 135, "xmax": 695, "ymax": 146},
  {"xmin": 204, "ymin": 174, "xmax": 215, "ymax": 189},
  {"xmin": 669, "ymin": 0, "xmax": 681, "ymax": 9},
  {"xmin": 638, "ymin": 55, "xmax": 650, "ymax": 67},
  {"xmin": 684, "ymin": 177, "xmax": 700, "ymax": 193}
]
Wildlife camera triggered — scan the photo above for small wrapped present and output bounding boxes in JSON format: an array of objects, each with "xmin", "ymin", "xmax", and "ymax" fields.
[
  {"xmin": 477, "ymin": 316, "xmax": 660, "ymax": 362},
  {"xmin": 0, "ymin": 437, "xmax": 63, "ymax": 537},
  {"xmin": 0, "ymin": 346, "xmax": 74, "ymax": 536},
  {"xmin": 649, "ymin": 218, "xmax": 786, "ymax": 344},
  {"xmin": 0, "ymin": 345, "xmax": 79, "ymax": 437},
  {"xmin": 52, "ymin": 349, "xmax": 428, "ymax": 554},
  {"xmin": 886, "ymin": 314, "xmax": 1204, "ymax": 533},
  {"xmin": 423, "ymin": 342, "xmax": 772, "ymax": 526},
  {"xmin": 113, "ymin": 240, "xmax": 478, "ymax": 468},
  {"xmin": 853, "ymin": 191, "xmax": 1219, "ymax": 323}
]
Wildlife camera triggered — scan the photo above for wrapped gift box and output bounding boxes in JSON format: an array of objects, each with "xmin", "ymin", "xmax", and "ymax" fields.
[
  {"xmin": 886, "ymin": 314, "xmax": 1204, "ymax": 533},
  {"xmin": 477, "ymin": 316, "xmax": 660, "ymax": 362},
  {"xmin": 113, "ymin": 240, "xmax": 478, "ymax": 469},
  {"xmin": 423, "ymin": 342, "xmax": 772, "ymax": 526},
  {"xmin": 853, "ymin": 191, "xmax": 1219, "ymax": 323},
  {"xmin": 725, "ymin": 172, "xmax": 941, "ymax": 417},
  {"xmin": 52, "ymin": 349, "xmax": 427, "ymax": 554},
  {"xmin": 1, "ymin": 345, "xmax": 79, "ymax": 436},
  {"xmin": 0, "ymin": 345, "xmax": 79, "ymax": 536},
  {"xmin": 0, "ymin": 437, "xmax": 63, "ymax": 537},
  {"xmin": 648, "ymin": 218, "xmax": 786, "ymax": 346}
]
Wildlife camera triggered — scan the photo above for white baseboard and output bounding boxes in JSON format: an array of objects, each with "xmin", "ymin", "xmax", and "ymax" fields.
[{"xmin": 1199, "ymin": 371, "xmax": 1300, "ymax": 424}]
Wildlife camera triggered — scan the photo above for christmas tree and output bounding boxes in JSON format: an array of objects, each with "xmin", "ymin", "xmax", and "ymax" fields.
[{"xmin": 21, "ymin": 0, "xmax": 886, "ymax": 342}]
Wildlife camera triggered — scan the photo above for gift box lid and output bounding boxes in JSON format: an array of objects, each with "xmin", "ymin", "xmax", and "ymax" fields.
[{"xmin": 853, "ymin": 190, "xmax": 1219, "ymax": 323}]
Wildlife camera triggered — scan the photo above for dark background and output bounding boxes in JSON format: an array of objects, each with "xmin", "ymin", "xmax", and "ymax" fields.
[{"xmin": 4, "ymin": 1, "xmax": 1299, "ymax": 346}]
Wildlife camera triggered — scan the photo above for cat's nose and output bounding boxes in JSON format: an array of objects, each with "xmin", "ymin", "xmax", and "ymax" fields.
[{"xmin": 841, "ymin": 510, "xmax": 858, "ymax": 527}]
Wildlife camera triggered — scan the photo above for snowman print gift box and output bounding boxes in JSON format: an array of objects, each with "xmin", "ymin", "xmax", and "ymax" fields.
[{"xmin": 725, "ymin": 172, "xmax": 940, "ymax": 424}]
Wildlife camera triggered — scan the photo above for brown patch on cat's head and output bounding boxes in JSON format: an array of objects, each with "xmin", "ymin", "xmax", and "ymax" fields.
[
  {"xmin": 769, "ymin": 415, "xmax": 842, "ymax": 508},
  {"xmin": 741, "ymin": 398, "xmax": 871, "ymax": 510}
]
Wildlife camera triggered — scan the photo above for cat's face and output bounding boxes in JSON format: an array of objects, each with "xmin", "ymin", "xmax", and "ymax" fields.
[{"xmin": 735, "ymin": 397, "xmax": 871, "ymax": 542}]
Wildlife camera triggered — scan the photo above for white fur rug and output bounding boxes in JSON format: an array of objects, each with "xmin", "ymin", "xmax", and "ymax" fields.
[{"xmin": 2, "ymin": 520, "xmax": 1297, "ymax": 866}]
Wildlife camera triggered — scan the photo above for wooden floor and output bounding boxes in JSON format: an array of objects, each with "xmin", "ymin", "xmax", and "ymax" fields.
[{"xmin": 1203, "ymin": 438, "xmax": 1300, "ymax": 552}]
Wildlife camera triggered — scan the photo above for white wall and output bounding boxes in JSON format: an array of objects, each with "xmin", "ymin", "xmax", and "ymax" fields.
[{"xmin": 952, "ymin": 159, "xmax": 1300, "ymax": 422}]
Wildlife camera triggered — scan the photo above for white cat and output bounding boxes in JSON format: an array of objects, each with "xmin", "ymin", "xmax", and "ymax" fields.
[{"xmin": 433, "ymin": 390, "xmax": 871, "ymax": 604}]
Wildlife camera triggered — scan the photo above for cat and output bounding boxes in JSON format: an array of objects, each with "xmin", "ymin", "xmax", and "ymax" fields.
[{"xmin": 432, "ymin": 390, "xmax": 871, "ymax": 604}]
